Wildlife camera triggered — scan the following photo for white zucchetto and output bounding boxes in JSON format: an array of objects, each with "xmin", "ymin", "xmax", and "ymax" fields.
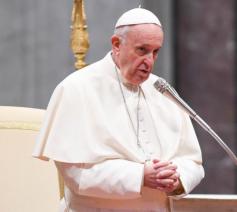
[{"xmin": 115, "ymin": 8, "xmax": 162, "ymax": 28}]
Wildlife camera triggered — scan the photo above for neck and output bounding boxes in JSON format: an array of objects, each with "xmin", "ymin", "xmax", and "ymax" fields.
[{"xmin": 122, "ymin": 81, "xmax": 139, "ymax": 92}]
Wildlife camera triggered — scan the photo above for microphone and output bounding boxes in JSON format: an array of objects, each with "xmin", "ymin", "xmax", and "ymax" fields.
[{"xmin": 154, "ymin": 77, "xmax": 237, "ymax": 166}]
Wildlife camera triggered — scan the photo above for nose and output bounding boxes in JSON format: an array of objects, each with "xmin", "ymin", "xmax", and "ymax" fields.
[{"xmin": 144, "ymin": 52, "xmax": 155, "ymax": 68}]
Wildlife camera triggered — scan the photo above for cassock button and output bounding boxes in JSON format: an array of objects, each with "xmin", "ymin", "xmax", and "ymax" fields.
[{"xmin": 149, "ymin": 151, "xmax": 154, "ymax": 155}]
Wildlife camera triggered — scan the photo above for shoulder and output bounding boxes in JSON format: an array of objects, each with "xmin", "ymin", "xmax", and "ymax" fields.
[
  {"xmin": 53, "ymin": 53, "xmax": 116, "ymax": 97},
  {"xmin": 62, "ymin": 61, "xmax": 102, "ymax": 86},
  {"xmin": 58, "ymin": 57, "xmax": 107, "ymax": 89}
]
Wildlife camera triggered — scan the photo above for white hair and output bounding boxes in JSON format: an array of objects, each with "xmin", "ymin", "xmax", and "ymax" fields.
[{"xmin": 113, "ymin": 26, "xmax": 130, "ymax": 44}]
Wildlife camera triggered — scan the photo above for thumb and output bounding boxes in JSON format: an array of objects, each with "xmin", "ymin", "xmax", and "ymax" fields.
[{"xmin": 152, "ymin": 158, "xmax": 159, "ymax": 164}]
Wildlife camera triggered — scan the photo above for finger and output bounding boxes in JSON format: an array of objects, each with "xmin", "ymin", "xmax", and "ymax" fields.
[
  {"xmin": 156, "ymin": 179, "xmax": 181, "ymax": 193},
  {"xmin": 157, "ymin": 169, "xmax": 176, "ymax": 179},
  {"xmin": 146, "ymin": 174, "xmax": 162, "ymax": 183},
  {"xmin": 156, "ymin": 167, "xmax": 177, "ymax": 175},
  {"xmin": 169, "ymin": 172, "xmax": 180, "ymax": 181},
  {"xmin": 153, "ymin": 161, "xmax": 177, "ymax": 171},
  {"xmin": 152, "ymin": 159, "xmax": 160, "ymax": 164},
  {"xmin": 156, "ymin": 164, "xmax": 177, "ymax": 172},
  {"xmin": 153, "ymin": 161, "xmax": 171, "ymax": 169},
  {"xmin": 149, "ymin": 174, "xmax": 159, "ymax": 180},
  {"xmin": 167, "ymin": 179, "xmax": 180, "ymax": 190},
  {"xmin": 156, "ymin": 178, "xmax": 175, "ymax": 187},
  {"xmin": 172, "ymin": 178, "xmax": 181, "ymax": 189},
  {"xmin": 157, "ymin": 182, "xmax": 179, "ymax": 193}
]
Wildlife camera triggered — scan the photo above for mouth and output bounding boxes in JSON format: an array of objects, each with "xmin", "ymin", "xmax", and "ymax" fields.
[{"xmin": 138, "ymin": 69, "xmax": 150, "ymax": 75}]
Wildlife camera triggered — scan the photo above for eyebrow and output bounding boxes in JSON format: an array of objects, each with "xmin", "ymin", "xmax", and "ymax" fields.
[{"xmin": 135, "ymin": 44, "xmax": 161, "ymax": 50}]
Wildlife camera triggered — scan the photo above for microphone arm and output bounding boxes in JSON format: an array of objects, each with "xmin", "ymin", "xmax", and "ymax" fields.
[{"xmin": 154, "ymin": 77, "xmax": 237, "ymax": 166}]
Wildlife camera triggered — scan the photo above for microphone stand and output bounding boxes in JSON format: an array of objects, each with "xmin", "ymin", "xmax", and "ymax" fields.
[{"xmin": 154, "ymin": 78, "xmax": 237, "ymax": 166}]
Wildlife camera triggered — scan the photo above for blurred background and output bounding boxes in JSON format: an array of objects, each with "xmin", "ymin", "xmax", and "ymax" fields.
[{"xmin": 0, "ymin": 0, "xmax": 236, "ymax": 194}]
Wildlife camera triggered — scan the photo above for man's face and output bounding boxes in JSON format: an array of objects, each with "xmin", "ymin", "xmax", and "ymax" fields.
[{"xmin": 112, "ymin": 24, "xmax": 164, "ymax": 85}]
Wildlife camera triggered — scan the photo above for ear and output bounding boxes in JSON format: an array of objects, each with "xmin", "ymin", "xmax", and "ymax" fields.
[{"xmin": 111, "ymin": 35, "xmax": 121, "ymax": 54}]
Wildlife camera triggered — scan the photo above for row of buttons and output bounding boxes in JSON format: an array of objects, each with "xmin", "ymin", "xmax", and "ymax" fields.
[{"xmin": 138, "ymin": 105, "xmax": 155, "ymax": 159}]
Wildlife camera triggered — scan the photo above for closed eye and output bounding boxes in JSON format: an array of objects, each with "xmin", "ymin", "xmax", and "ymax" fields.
[{"xmin": 136, "ymin": 47, "xmax": 148, "ymax": 55}]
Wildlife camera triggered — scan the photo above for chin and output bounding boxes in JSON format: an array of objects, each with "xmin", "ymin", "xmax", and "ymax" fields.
[
  {"xmin": 126, "ymin": 75, "xmax": 149, "ymax": 85},
  {"xmin": 132, "ymin": 79, "xmax": 146, "ymax": 85}
]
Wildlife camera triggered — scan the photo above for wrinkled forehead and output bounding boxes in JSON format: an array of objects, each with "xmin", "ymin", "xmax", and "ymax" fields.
[
  {"xmin": 127, "ymin": 23, "xmax": 162, "ymax": 31},
  {"xmin": 126, "ymin": 24, "xmax": 163, "ymax": 38},
  {"xmin": 124, "ymin": 24, "xmax": 164, "ymax": 46}
]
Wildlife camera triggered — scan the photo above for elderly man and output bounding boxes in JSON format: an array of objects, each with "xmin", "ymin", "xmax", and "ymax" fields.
[{"xmin": 33, "ymin": 8, "xmax": 204, "ymax": 212}]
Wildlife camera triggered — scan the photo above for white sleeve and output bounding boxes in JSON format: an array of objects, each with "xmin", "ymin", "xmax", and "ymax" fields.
[
  {"xmin": 170, "ymin": 113, "xmax": 205, "ymax": 199},
  {"xmin": 55, "ymin": 159, "xmax": 144, "ymax": 199}
]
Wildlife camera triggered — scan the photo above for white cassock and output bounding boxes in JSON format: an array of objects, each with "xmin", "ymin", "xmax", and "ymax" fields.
[{"xmin": 33, "ymin": 52, "xmax": 204, "ymax": 212}]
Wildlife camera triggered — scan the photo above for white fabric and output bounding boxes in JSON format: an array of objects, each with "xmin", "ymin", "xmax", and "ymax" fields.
[
  {"xmin": 115, "ymin": 8, "xmax": 162, "ymax": 28},
  {"xmin": 56, "ymin": 160, "xmax": 144, "ymax": 199},
  {"xmin": 56, "ymin": 160, "xmax": 170, "ymax": 211},
  {"xmin": 33, "ymin": 52, "xmax": 204, "ymax": 211},
  {"xmin": 59, "ymin": 187, "xmax": 169, "ymax": 212}
]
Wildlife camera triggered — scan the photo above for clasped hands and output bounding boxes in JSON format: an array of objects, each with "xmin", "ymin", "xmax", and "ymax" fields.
[{"xmin": 144, "ymin": 159, "xmax": 181, "ymax": 193}]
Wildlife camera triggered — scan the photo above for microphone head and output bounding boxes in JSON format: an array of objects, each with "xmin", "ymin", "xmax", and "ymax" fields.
[{"xmin": 153, "ymin": 77, "xmax": 168, "ymax": 93}]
